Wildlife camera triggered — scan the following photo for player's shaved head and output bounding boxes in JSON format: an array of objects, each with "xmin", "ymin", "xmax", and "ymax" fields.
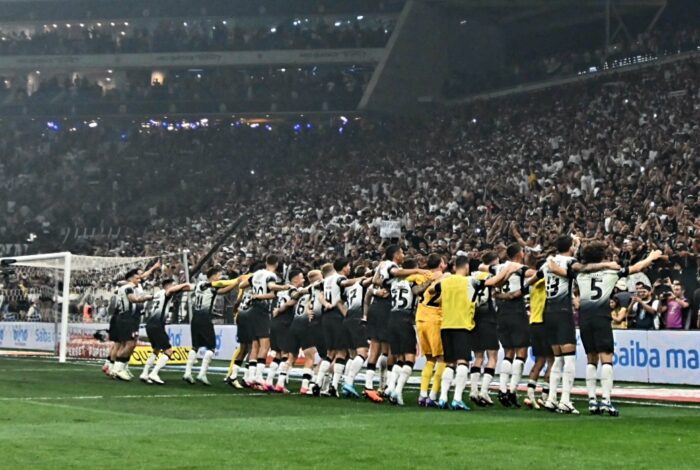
[
  {"xmin": 426, "ymin": 253, "xmax": 442, "ymax": 269},
  {"xmin": 333, "ymin": 257, "xmax": 350, "ymax": 273},
  {"xmin": 249, "ymin": 261, "xmax": 264, "ymax": 272},
  {"xmin": 556, "ymin": 235, "xmax": 574, "ymax": 254},
  {"xmin": 506, "ymin": 243, "xmax": 522, "ymax": 260},
  {"xmin": 455, "ymin": 255, "xmax": 469, "ymax": 270},
  {"xmin": 385, "ymin": 244, "xmax": 401, "ymax": 261},
  {"xmin": 206, "ymin": 267, "xmax": 222, "ymax": 279},
  {"xmin": 402, "ymin": 258, "xmax": 418, "ymax": 269},
  {"xmin": 481, "ymin": 251, "xmax": 499, "ymax": 265}
]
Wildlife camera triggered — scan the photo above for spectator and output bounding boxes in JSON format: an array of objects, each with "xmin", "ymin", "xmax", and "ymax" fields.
[
  {"xmin": 661, "ymin": 281, "xmax": 690, "ymax": 330},
  {"xmin": 26, "ymin": 300, "xmax": 41, "ymax": 321},
  {"xmin": 610, "ymin": 297, "xmax": 628, "ymax": 329},
  {"xmin": 0, "ymin": 17, "xmax": 394, "ymax": 56},
  {"xmin": 1, "ymin": 53, "xmax": 699, "ymax": 329},
  {"xmin": 628, "ymin": 283, "xmax": 660, "ymax": 330}
]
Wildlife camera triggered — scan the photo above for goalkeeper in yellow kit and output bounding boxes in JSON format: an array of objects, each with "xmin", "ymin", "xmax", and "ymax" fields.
[{"xmin": 415, "ymin": 254, "xmax": 449, "ymax": 407}]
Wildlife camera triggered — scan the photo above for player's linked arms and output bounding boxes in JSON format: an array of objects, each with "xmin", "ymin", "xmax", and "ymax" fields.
[
  {"xmin": 571, "ymin": 261, "xmax": 621, "ymax": 273},
  {"xmin": 340, "ymin": 277, "xmax": 364, "ymax": 288},
  {"xmin": 390, "ymin": 267, "xmax": 432, "ymax": 279},
  {"xmin": 374, "ymin": 288, "xmax": 390, "ymax": 298},
  {"xmin": 253, "ymin": 292, "xmax": 276, "ymax": 301},
  {"xmin": 128, "ymin": 292, "xmax": 153, "ymax": 303},
  {"xmin": 165, "ymin": 283, "xmax": 193, "ymax": 296},
  {"xmin": 496, "ymin": 290, "xmax": 522, "ymax": 301},
  {"xmin": 628, "ymin": 250, "xmax": 663, "ymax": 274},
  {"xmin": 484, "ymin": 263, "xmax": 521, "ymax": 288},
  {"xmin": 412, "ymin": 277, "xmax": 435, "ymax": 296}
]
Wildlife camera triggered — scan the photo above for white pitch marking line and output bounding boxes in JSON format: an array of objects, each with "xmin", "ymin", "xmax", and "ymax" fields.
[
  {"xmin": 0, "ymin": 392, "xmax": 266, "ymax": 401},
  {"xmin": 610, "ymin": 399, "xmax": 700, "ymax": 410}
]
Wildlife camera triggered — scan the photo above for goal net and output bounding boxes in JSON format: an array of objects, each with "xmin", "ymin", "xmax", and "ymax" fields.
[{"xmin": 0, "ymin": 252, "xmax": 190, "ymax": 362}]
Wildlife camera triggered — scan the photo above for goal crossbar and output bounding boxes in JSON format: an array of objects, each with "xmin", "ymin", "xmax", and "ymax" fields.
[{"xmin": 1, "ymin": 252, "xmax": 158, "ymax": 363}]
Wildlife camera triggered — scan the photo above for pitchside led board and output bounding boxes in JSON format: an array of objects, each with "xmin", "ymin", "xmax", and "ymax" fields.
[{"xmin": 1, "ymin": 321, "xmax": 698, "ymax": 385}]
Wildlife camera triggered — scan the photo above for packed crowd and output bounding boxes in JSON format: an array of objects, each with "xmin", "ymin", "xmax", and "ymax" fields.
[
  {"xmin": 445, "ymin": 25, "xmax": 700, "ymax": 97},
  {"xmin": 1, "ymin": 65, "xmax": 369, "ymax": 115},
  {"xmin": 0, "ymin": 0, "xmax": 405, "ymax": 23},
  {"xmin": 1, "ymin": 55, "xmax": 700, "ymax": 328},
  {"xmin": 0, "ymin": 17, "xmax": 393, "ymax": 56}
]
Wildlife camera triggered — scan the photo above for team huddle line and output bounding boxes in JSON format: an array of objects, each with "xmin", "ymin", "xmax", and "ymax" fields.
[{"xmin": 101, "ymin": 236, "xmax": 663, "ymax": 415}]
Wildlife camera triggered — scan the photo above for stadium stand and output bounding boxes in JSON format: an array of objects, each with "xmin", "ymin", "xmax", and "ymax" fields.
[
  {"xmin": 2, "ymin": 54, "xmax": 698, "ymax": 328},
  {"xmin": 0, "ymin": 0, "xmax": 405, "ymax": 22},
  {"xmin": 0, "ymin": 65, "xmax": 371, "ymax": 115},
  {"xmin": 0, "ymin": 16, "xmax": 394, "ymax": 55},
  {"xmin": 2, "ymin": 3, "xmax": 700, "ymax": 468}
]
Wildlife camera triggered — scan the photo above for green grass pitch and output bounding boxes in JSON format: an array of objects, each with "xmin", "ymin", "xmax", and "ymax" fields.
[{"xmin": 1, "ymin": 358, "xmax": 699, "ymax": 469}]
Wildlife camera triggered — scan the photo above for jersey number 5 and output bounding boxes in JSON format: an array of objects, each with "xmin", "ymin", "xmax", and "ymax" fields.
[
  {"xmin": 590, "ymin": 278, "xmax": 603, "ymax": 301},
  {"xmin": 392, "ymin": 287, "xmax": 410, "ymax": 310}
]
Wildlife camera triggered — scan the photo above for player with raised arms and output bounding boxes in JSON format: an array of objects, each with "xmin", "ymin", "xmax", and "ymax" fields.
[
  {"xmin": 435, "ymin": 255, "xmax": 521, "ymax": 411},
  {"xmin": 470, "ymin": 251, "xmax": 501, "ymax": 407},
  {"xmin": 183, "ymin": 267, "xmax": 242, "ymax": 385},
  {"xmin": 488, "ymin": 244, "xmax": 534, "ymax": 408},
  {"xmin": 548, "ymin": 244, "xmax": 662, "ymax": 416},
  {"xmin": 316, "ymin": 259, "xmax": 364, "ymax": 397},
  {"xmin": 415, "ymin": 254, "xmax": 448, "ymax": 407},
  {"xmin": 111, "ymin": 269, "xmax": 155, "ymax": 381},
  {"xmin": 385, "ymin": 258, "xmax": 429, "ymax": 406},
  {"xmin": 114, "ymin": 262, "xmax": 161, "ymax": 379},
  {"xmin": 523, "ymin": 258, "xmax": 552, "ymax": 409},
  {"xmin": 140, "ymin": 278, "xmax": 192, "ymax": 384},
  {"xmin": 370, "ymin": 245, "xmax": 430, "ymax": 397},
  {"xmin": 340, "ymin": 266, "xmax": 375, "ymax": 399},
  {"xmin": 248, "ymin": 255, "xmax": 290, "ymax": 388},
  {"xmin": 224, "ymin": 262, "xmax": 258, "ymax": 389},
  {"xmin": 267, "ymin": 268, "xmax": 307, "ymax": 393}
]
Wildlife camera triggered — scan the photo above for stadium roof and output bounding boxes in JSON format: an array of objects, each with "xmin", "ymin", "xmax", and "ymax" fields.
[
  {"xmin": 436, "ymin": 0, "xmax": 665, "ymax": 9},
  {"xmin": 433, "ymin": 0, "xmax": 666, "ymax": 25}
]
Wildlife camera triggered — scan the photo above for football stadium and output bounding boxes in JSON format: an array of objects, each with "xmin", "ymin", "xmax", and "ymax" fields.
[{"xmin": 1, "ymin": 0, "xmax": 699, "ymax": 468}]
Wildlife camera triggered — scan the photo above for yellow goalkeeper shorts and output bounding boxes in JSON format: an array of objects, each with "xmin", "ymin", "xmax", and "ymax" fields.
[{"xmin": 417, "ymin": 319, "xmax": 443, "ymax": 357}]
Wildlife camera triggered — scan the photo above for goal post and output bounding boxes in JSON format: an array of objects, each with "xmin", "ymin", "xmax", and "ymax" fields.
[
  {"xmin": 1, "ymin": 251, "xmax": 71, "ymax": 361},
  {"xmin": 0, "ymin": 251, "xmax": 187, "ymax": 363}
]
